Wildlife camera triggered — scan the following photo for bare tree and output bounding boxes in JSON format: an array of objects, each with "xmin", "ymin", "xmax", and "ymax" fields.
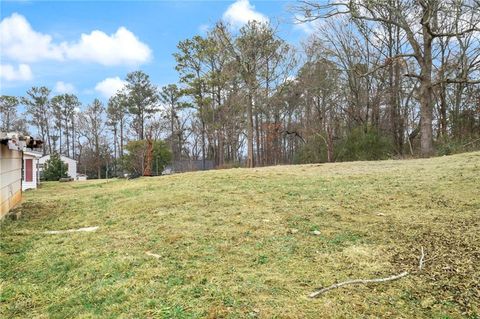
[
  {"xmin": 22, "ymin": 87, "xmax": 52, "ymax": 154},
  {"xmin": 0, "ymin": 96, "xmax": 27, "ymax": 134},
  {"xmin": 296, "ymin": 0, "xmax": 480, "ymax": 156},
  {"xmin": 78, "ymin": 99, "xmax": 106, "ymax": 179}
]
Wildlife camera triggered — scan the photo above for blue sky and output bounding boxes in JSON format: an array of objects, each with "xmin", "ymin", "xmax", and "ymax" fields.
[{"xmin": 0, "ymin": 0, "xmax": 309, "ymax": 107}]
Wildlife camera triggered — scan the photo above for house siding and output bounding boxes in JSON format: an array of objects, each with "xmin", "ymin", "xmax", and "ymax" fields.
[{"xmin": 0, "ymin": 143, "xmax": 22, "ymax": 219}]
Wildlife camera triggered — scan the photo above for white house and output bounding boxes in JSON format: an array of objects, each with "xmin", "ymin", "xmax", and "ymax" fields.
[
  {"xmin": 22, "ymin": 150, "xmax": 42, "ymax": 191},
  {"xmin": 38, "ymin": 154, "xmax": 77, "ymax": 180}
]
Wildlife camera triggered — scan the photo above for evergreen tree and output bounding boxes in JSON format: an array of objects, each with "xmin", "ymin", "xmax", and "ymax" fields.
[
  {"xmin": 42, "ymin": 153, "xmax": 68, "ymax": 181},
  {"xmin": 125, "ymin": 71, "xmax": 159, "ymax": 140}
]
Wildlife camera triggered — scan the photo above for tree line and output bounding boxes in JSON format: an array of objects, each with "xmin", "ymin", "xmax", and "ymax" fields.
[{"xmin": 1, "ymin": 0, "xmax": 479, "ymax": 177}]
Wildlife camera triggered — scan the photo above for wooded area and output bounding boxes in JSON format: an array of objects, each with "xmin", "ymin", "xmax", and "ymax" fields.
[{"xmin": 1, "ymin": 0, "xmax": 479, "ymax": 176}]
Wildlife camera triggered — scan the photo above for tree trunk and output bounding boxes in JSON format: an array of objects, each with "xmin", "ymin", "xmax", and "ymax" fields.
[
  {"xmin": 439, "ymin": 82, "xmax": 448, "ymax": 138},
  {"xmin": 65, "ymin": 117, "xmax": 70, "ymax": 157},
  {"xmin": 39, "ymin": 126, "xmax": 46, "ymax": 155},
  {"xmin": 419, "ymin": 23, "xmax": 434, "ymax": 157},
  {"xmin": 120, "ymin": 117, "xmax": 124, "ymax": 158},
  {"xmin": 139, "ymin": 113, "xmax": 144, "ymax": 140},
  {"xmin": 255, "ymin": 111, "xmax": 261, "ymax": 166},
  {"xmin": 171, "ymin": 102, "xmax": 175, "ymax": 159},
  {"xmin": 144, "ymin": 137, "xmax": 153, "ymax": 176},
  {"xmin": 71, "ymin": 115, "xmax": 76, "ymax": 159},
  {"xmin": 246, "ymin": 93, "xmax": 255, "ymax": 168},
  {"xmin": 96, "ymin": 136, "xmax": 101, "ymax": 179},
  {"xmin": 45, "ymin": 119, "xmax": 52, "ymax": 154},
  {"xmin": 202, "ymin": 119, "xmax": 206, "ymax": 170},
  {"xmin": 59, "ymin": 126, "xmax": 62, "ymax": 155},
  {"xmin": 452, "ymin": 83, "xmax": 464, "ymax": 138},
  {"xmin": 113, "ymin": 125, "xmax": 118, "ymax": 176},
  {"xmin": 326, "ymin": 125, "xmax": 334, "ymax": 163}
]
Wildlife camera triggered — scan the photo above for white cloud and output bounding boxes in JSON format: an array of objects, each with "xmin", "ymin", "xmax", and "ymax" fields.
[
  {"xmin": 0, "ymin": 13, "xmax": 152, "ymax": 66},
  {"xmin": 0, "ymin": 63, "xmax": 33, "ymax": 81},
  {"xmin": 55, "ymin": 81, "xmax": 76, "ymax": 94},
  {"xmin": 63, "ymin": 27, "xmax": 152, "ymax": 66},
  {"xmin": 94, "ymin": 76, "xmax": 127, "ymax": 98},
  {"xmin": 0, "ymin": 13, "xmax": 63, "ymax": 62},
  {"xmin": 223, "ymin": 0, "xmax": 268, "ymax": 28}
]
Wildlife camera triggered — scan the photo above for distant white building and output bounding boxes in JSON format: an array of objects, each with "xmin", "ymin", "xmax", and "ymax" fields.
[
  {"xmin": 22, "ymin": 150, "xmax": 42, "ymax": 191},
  {"xmin": 76, "ymin": 173, "xmax": 87, "ymax": 181},
  {"xmin": 38, "ymin": 154, "xmax": 77, "ymax": 180}
]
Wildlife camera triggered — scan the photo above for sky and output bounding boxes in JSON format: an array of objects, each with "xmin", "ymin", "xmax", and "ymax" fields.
[{"xmin": 0, "ymin": 0, "xmax": 311, "ymax": 107}]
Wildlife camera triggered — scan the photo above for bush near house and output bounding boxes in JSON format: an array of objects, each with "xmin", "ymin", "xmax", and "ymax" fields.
[{"xmin": 42, "ymin": 153, "xmax": 68, "ymax": 181}]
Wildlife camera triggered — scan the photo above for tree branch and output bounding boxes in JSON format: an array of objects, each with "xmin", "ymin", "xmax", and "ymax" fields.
[
  {"xmin": 430, "ymin": 27, "xmax": 480, "ymax": 38},
  {"xmin": 308, "ymin": 246, "xmax": 428, "ymax": 298},
  {"xmin": 356, "ymin": 54, "xmax": 416, "ymax": 77},
  {"xmin": 404, "ymin": 73, "xmax": 422, "ymax": 80},
  {"xmin": 433, "ymin": 78, "xmax": 480, "ymax": 86},
  {"xmin": 309, "ymin": 271, "xmax": 409, "ymax": 298}
]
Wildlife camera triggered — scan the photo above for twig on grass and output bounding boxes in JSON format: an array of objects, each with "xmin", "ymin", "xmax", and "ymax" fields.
[
  {"xmin": 419, "ymin": 246, "xmax": 425, "ymax": 270},
  {"xmin": 145, "ymin": 251, "xmax": 161, "ymax": 259},
  {"xmin": 423, "ymin": 254, "xmax": 438, "ymax": 263},
  {"xmin": 308, "ymin": 247, "xmax": 427, "ymax": 298},
  {"xmin": 44, "ymin": 226, "xmax": 98, "ymax": 234},
  {"xmin": 308, "ymin": 271, "xmax": 409, "ymax": 298}
]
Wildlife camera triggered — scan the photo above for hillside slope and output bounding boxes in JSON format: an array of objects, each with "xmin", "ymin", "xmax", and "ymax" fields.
[{"xmin": 1, "ymin": 152, "xmax": 479, "ymax": 318}]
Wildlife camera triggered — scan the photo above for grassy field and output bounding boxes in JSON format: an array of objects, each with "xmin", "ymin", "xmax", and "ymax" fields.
[{"xmin": 1, "ymin": 152, "xmax": 479, "ymax": 318}]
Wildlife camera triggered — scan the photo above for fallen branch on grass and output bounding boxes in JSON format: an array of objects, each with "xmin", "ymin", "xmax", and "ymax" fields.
[
  {"xmin": 308, "ymin": 271, "xmax": 409, "ymax": 298},
  {"xmin": 419, "ymin": 246, "xmax": 425, "ymax": 270},
  {"xmin": 145, "ymin": 251, "xmax": 161, "ymax": 259},
  {"xmin": 44, "ymin": 226, "xmax": 98, "ymax": 234},
  {"xmin": 308, "ymin": 247, "xmax": 426, "ymax": 298}
]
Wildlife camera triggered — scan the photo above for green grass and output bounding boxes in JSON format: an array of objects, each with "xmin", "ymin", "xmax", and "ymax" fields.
[{"xmin": 1, "ymin": 152, "xmax": 479, "ymax": 318}]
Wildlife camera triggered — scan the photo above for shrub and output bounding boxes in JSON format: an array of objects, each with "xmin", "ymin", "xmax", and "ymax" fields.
[
  {"xmin": 42, "ymin": 153, "xmax": 68, "ymax": 181},
  {"xmin": 294, "ymin": 134, "xmax": 328, "ymax": 164},
  {"xmin": 335, "ymin": 127, "xmax": 393, "ymax": 161},
  {"xmin": 435, "ymin": 136, "xmax": 480, "ymax": 156}
]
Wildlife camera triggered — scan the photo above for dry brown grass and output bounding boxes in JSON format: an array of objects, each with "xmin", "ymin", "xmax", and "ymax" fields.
[{"xmin": 1, "ymin": 152, "xmax": 479, "ymax": 318}]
